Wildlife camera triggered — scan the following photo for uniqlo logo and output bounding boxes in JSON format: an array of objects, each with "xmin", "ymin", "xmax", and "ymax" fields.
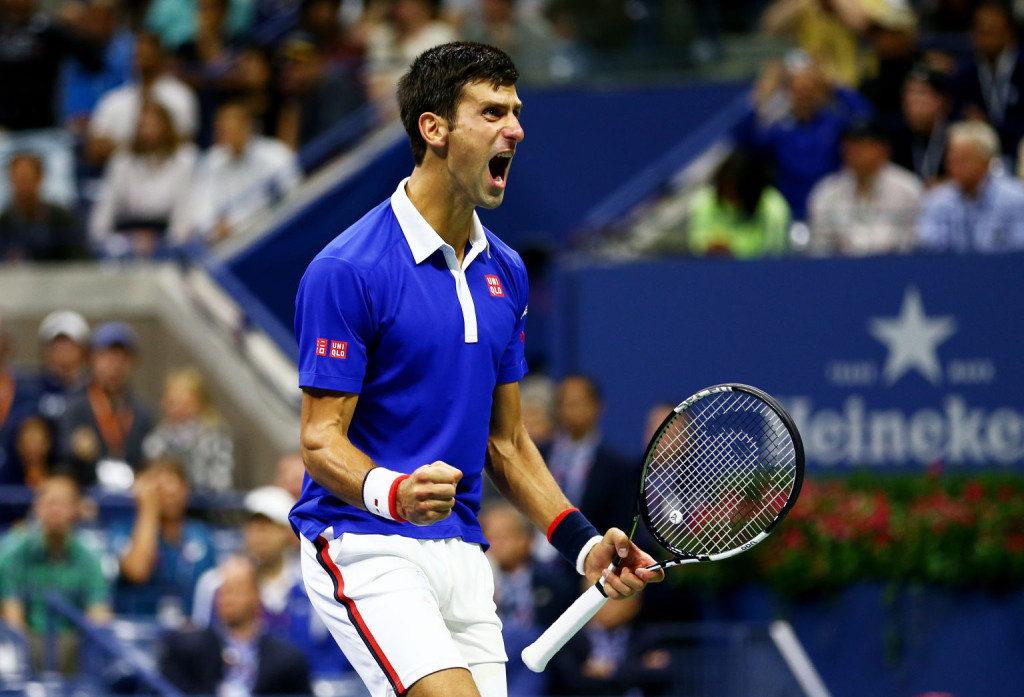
[
  {"xmin": 486, "ymin": 275, "xmax": 504, "ymax": 297},
  {"xmin": 316, "ymin": 338, "xmax": 328, "ymax": 356},
  {"xmin": 330, "ymin": 340, "xmax": 348, "ymax": 359}
]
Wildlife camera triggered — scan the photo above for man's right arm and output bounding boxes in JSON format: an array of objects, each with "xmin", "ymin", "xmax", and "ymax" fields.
[{"xmin": 300, "ymin": 388, "xmax": 461, "ymax": 526}]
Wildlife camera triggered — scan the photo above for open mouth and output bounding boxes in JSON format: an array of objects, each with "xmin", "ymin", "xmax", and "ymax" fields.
[{"xmin": 488, "ymin": 152, "xmax": 513, "ymax": 187}]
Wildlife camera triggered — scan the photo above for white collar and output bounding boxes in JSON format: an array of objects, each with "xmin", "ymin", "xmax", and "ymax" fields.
[{"xmin": 390, "ymin": 177, "xmax": 489, "ymax": 265}]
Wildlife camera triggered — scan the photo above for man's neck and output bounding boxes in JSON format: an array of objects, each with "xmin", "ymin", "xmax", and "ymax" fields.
[
  {"xmin": 853, "ymin": 167, "xmax": 882, "ymax": 195},
  {"xmin": 256, "ymin": 556, "xmax": 285, "ymax": 580},
  {"xmin": 44, "ymin": 530, "xmax": 68, "ymax": 556},
  {"xmin": 14, "ymin": 197, "xmax": 43, "ymax": 218},
  {"xmin": 406, "ymin": 167, "xmax": 474, "ymax": 264},
  {"xmin": 224, "ymin": 618, "xmax": 260, "ymax": 644},
  {"xmin": 962, "ymin": 176, "xmax": 988, "ymax": 200}
]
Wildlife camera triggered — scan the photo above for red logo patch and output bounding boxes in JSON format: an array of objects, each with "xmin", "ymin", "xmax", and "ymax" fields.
[
  {"xmin": 330, "ymin": 341, "xmax": 348, "ymax": 359},
  {"xmin": 316, "ymin": 338, "xmax": 328, "ymax": 356},
  {"xmin": 486, "ymin": 275, "xmax": 504, "ymax": 297}
]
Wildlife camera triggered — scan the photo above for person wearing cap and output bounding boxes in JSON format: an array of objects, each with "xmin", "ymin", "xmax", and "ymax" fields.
[
  {"xmin": 807, "ymin": 117, "xmax": 923, "ymax": 255},
  {"xmin": 36, "ymin": 310, "xmax": 91, "ymax": 426},
  {"xmin": 891, "ymin": 65, "xmax": 952, "ymax": 184},
  {"xmin": 917, "ymin": 120, "xmax": 1024, "ymax": 252},
  {"xmin": 191, "ymin": 485, "xmax": 353, "ymax": 678},
  {"xmin": 57, "ymin": 321, "xmax": 155, "ymax": 487}
]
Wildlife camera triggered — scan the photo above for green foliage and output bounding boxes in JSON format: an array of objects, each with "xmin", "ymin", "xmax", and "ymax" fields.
[{"xmin": 666, "ymin": 471, "xmax": 1024, "ymax": 596}]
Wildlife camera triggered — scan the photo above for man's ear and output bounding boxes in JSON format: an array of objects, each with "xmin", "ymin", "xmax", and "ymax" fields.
[{"xmin": 419, "ymin": 112, "xmax": 449, "ymax": 154}]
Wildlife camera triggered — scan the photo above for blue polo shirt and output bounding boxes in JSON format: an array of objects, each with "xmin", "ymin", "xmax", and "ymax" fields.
[{"xmin": 291, "ymin": 178, "xmax": 529, "ymax": 545}]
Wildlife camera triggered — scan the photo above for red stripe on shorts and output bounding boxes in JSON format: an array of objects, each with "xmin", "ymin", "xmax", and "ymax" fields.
[{"xmin": 314, "ymin": 536, "xmax": 406, "ymax": 695}]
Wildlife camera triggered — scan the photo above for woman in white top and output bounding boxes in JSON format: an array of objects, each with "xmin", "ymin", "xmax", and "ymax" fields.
[{"xmin": 89, "ymin": 100, "xmax": 199, "ymax": 257}]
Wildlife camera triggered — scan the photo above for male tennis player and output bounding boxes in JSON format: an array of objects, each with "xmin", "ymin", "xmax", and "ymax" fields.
[{"xmin": 292, "ymin": 42, "xmax": 663, "ymax": 697}]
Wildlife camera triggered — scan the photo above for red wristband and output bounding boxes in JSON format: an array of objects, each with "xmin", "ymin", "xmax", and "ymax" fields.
[{"xmin": 388, "ymin": 474, "xmax": 410, "ymax": 522}]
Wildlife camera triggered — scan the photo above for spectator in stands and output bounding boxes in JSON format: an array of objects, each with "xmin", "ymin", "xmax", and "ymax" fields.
[
  {"xmin": 0, "ymin": 0, "xmax": 102, "ymax": 207},
  {"xmin": 918, "ymin": 120, "xmax": 1024, "ymax": 251},
  {"xmin": 891, "ymin": 65, "xmax": 952, "ymax": 185},
  {"xmin": 161, "ymin": 556, "xmax": 312, "ymax": 695},
  {"xmin": 952, "ymin": 1, "xmax": 1024, "ymax": 162},
  {"xmin": 36, "ymin": 310, "xmax": 91, "ymax": 428},
  {"xmin": 0, "ymin": 474, "xmax": 110, "ymax": 674},
  {"xmin": 89, "ymin": 101, "xmax": 198, "ymax": 256},
  {"xmin": 276, "ymin": 32, "xmax": 367, "ymax": 149},
  {"xmin": 0, "ymin": 153, "xmax": 88, "ymax": 262},
  {"xmin": 12, "ymin": 417, "xmax": 55, "ymax": 487},
  {"xmin": 0, "ymin": 317, "xmax": 43, "ymax": 485},
  {"xmin": 480, "ymin": 501, "xmax": 551, "ymax": 697},
  {"xmin": 59, "ymin": 321, "xmax": 155, "ymax": 487},
  {"xmin": 61, "ymin": 0, "xmax": 135, "ymax": 135},
  {"xmin": 857, "ymin": 0, "xmax": 921, "ymax": 129},
  {"xmin": 547, "ymin": 588, "xmax": 672, "ymax": 696},
  {"xmin": 365, "ymin": 0, "xmax": 458, "ymax": 117},
  {"xmin": 760, "ymin": 0, "xmax": 871, "ymax": 86},
  {"xmin": 87, "ymin": 32, "xmax": 200, "ymax": 165},
  {"xmin": 736, "ymin": 51, "xmax": 871, "ymax": 220},
  {"xmin": 143, "ymin": 367, "xmax": 233, "ymax": 492},
  {"xmin": 519, "ymin": 374, "xmax": 556, "ymax": 451},
  {"xmin": 145, "ymin": 0, "xmax": 253, "ymax": 52},
  {"xmin": 686, "ymin": 149, "xmax": 790, "ymax": 258},
  {"xmin": 187, "ymin": 101, "xmax": 301, "ymax": 243},
  {"xmin": 462, "ymin": 0, "xmax": 561, "ymax": 82},
  {"xmin": 808, "ymin": 118, "xmax": 923, "ymax": 255},
  {"xmin": 112, "ymin": 457, "xmax": 217, "ymax": 618},
  {"xmin": 273, "ymin": 451, "xmax": 306, "ymax": 500}
]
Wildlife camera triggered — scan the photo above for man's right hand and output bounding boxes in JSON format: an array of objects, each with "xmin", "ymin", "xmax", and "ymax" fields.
[{"xmin": 395, "ymin": 462, "xmax": 462, "ymax": 525}]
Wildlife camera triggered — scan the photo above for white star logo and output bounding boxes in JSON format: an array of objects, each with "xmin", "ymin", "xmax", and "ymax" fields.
[{"xmin": 868, "ymin": 286, "xmax": 957, "ymax": 386}]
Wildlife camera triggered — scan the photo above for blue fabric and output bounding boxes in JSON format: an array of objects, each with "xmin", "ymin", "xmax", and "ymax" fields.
[
  {"xmin": 549, "ymin": 509, "xmax": 599, "ymax": 568},
  {"xmin": 291, "ymin": 197, "xmax": 529, "ymax": 545},
  {"xmin": 60, "ymin": 31, "xmax": 134, "ymax": 123},
  {"xmin": 735, "ymin": 87, "xmax": 871, "ymax": 220},
  {"xmin": 110, "ymin": 519, "xmax": 217, "ymax": 615},
  {"xmin": 917, "ymin": 174, "xmax": 1024, "ymax": 252}
]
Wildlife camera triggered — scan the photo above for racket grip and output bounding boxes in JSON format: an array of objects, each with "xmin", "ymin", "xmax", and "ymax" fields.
[{"xmin": 521, "ymin": 583, "xmax": 608, "ymax": 673}]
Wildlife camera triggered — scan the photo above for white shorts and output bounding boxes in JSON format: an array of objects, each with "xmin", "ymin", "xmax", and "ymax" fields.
[{"xmin": 300, "ymin": 532, "xmax": 507, "ymax": 697}]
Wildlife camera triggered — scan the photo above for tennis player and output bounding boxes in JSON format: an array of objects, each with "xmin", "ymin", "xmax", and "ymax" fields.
[{"xmin": 292, "ymin": 42, "xmax": 663, "ymax": 697}]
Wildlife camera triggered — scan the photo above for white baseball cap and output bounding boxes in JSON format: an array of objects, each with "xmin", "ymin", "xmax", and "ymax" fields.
[
  {"xmin": 243, "ymin": 485, "xmax": 295, "ymax": 526},
  {"xmin": 39, "ymin": 310, "xmax": 90, "ymax": 345}
]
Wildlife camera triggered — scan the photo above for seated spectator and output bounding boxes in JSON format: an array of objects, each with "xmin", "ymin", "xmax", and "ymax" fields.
[
  {"xmin": 143, "ymin": 367, "xmax": 233, "ymax": 492},
  {"xmin": 0, "ymin": 316, "xmax": 43, "ymax": 486},
  {"xmin": 36, "ymin": 310, "xmax": 91, "ymax": 428},
  {"xmin": 736, "ymin": 52, "xmax": 871, "ymax": 220},
  {"xmin": 111, "ymin": 457, "xmax": 217, "ymax": 618},
  {"xmin": 365, "ymin": 0, "xmax": 458, "ymax": 117},
  {"xmin": 519, "ymin": 374, "xmax": 556, "ymax": 451},
  {"xmin": 857, "ymin": 0, "xmax": 920, "ymax": 129},
  {"xmin": 808, "ymin": 119, "xmax": 923, "ymax": 255},
  {"xmin": 89, "ymin": 101, "xmax": 198, "ymax": 257},
  {"xmin": 59, "ymin": 322, "xmax": 155, "ymax": 487},
  {"xmin": 917, "ymin": 120, "xmax": 1024, "ymax": 252},
  {"xmin": 686, "ymin": 149, "xmax": 790, "ymax": 259},
  {"xmin": 760, "ymin": 0, "xmax": 871, "ymax": 87},
  {"xmin": 276, "ymin": 32, "xmax": 367, "ymax": 149},
  {"xmin": 462, "ymin": 0, "xmax": 561, "ymax": 83},
  {"xmin": 952, "ymin": 1, "xmax": 1024, "ymax": 163},
  {"xmin": 0, "ymin": 0, "xmax": 102, "ymax": 207},
  {"xmin": 87, "ymin": 32, "xmax": 200, "ymax": 166},
  {"xmin": 61, "ymin": 0, "xmax": 135, "ymax": 135},
  {"xmin": 547, "ymin": 589, "xmax": 672, "ymax": 697},
  {"xmin": 0, "ymin": 474, "xmax": 111, "ymax": 674},
  {"xmin": 891, "ymin": 65, "xmax": 952, "ymax": 185},
  {"xmin": 273, "ymin": 452, "xmax": 306, "ymax": 500},
  {"xmin": 145, "ymin": 0, "xmax": 253, "ymax": 52},
  {"xmin": 160, "ymin": 557, "xmax": 312, "ymax": 695},
  {"xmin": 0, "ymin": 153, "xmax": 88, "ymax": 262},
  {"xmin": 187, "ymin": 102, "xmax": 301, "ymax": 243},
  {"xmin": 12, "ymin": 417, "xmax": 56, "ymax": 488}
]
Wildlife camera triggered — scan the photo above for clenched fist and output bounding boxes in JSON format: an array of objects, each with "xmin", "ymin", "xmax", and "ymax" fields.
[{"xmin": 395, "ymin": 462, "xmax": 463, "ymax": 525}]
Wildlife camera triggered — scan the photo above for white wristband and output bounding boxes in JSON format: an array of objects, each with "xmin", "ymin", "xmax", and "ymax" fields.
[
  {"xmin": 575, "ymin": 535, "xmax": 604, "ymax": 575},
  {"xmin": 361, "ymin": 467, "xmax": 409, "ymax": 522}
]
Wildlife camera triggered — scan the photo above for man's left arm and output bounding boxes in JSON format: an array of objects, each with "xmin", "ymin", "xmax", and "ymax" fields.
[{"xmin": 485, "ymin": 381, "xmax": 663, "ymax": 599}]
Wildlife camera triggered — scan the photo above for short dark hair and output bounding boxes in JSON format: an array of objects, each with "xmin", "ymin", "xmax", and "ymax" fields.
[{"xmin": 396, "ymin": 41, "xmax": 519, "ymax": 165}]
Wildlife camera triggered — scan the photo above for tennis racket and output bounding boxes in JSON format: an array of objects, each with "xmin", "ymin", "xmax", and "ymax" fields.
[{"xmin": 522, "ymin": 383, "xmax": 804, "ymax": 673}]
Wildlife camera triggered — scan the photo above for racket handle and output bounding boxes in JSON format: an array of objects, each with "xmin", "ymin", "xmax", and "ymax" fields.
[{"xmin": 521, "ymin": 583, "xmax": 608, "ymax": 673}]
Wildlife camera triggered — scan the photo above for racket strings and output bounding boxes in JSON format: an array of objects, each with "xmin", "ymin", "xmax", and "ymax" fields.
[{"xmin": 642, "ymin": 392, "xmax": 798, "ymax": 557}]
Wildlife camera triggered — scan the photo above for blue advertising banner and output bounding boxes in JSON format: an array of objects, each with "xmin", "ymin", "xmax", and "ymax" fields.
[{"xmin": 551, "ymin": 253, "xmax": 1024, "ymax": 468}]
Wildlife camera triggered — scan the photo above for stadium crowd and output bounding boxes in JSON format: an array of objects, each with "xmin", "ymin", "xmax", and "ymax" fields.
[{"xmin": 1, "ymin": 0, "xmax": 1022, "ymax": 695}]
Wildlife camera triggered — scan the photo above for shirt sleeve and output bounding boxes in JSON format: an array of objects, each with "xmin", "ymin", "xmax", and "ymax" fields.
[
  {"xmin": 82, "ymin": 546, "xmax": 111, "ymax": 608},
  {"xmin": 496, "ymin": 261, "xmax": 529, "ymax": 384},
  {"xmin": 916, "ymin": 194, "xmax": 948, "ymax": 251},
  {"xmin": 295, "ymin": 256, "xmax": 375, "ymax": 393}
]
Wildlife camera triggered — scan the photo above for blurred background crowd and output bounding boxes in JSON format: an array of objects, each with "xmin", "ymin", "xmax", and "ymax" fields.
[{"xmin": 1, "ymin": 0, "xmax": 1023, "ymax": 696}]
